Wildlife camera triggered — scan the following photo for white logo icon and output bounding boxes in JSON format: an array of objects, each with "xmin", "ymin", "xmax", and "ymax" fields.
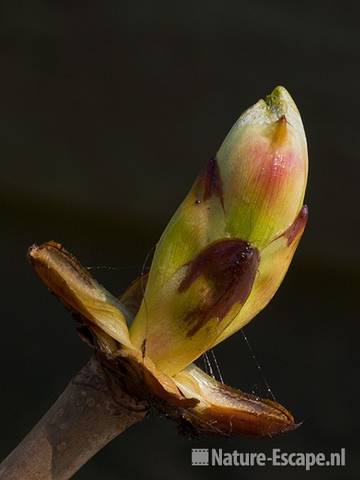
[{"xmin": 191, "ymin": 449, "xmax": 209, "ymax": 466}]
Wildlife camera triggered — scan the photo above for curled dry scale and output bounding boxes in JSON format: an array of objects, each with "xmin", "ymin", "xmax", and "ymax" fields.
[{"xmin": 0, "ymin": 86, "xmax": 308, "ymax": 480}]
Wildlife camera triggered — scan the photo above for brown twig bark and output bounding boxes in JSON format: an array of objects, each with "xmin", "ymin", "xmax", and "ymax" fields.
[{"xmin": 0, "ymin": 356, "xmax": 148, "ymax": 480}]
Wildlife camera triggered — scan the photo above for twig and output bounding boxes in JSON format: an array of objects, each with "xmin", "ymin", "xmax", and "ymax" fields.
[{"xmin": 0, "ymin": 356, "xmax": 148, "ymax": 480}]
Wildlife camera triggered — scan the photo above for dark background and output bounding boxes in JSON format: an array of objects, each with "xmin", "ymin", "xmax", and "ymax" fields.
[{"xmin": 0, "ymin": 1, "xmax": 358, "ymax": 479}]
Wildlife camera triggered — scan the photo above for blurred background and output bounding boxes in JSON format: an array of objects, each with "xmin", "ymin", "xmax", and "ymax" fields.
[{"xmin": 0, "ymin": 1, "xmax": 358, "ymax": 479}]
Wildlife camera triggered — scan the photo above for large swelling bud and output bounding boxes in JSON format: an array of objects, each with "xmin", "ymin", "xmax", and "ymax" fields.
[{"xmin": 28, "ymin": 86, "xmax": 309, "ymax": 438}]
